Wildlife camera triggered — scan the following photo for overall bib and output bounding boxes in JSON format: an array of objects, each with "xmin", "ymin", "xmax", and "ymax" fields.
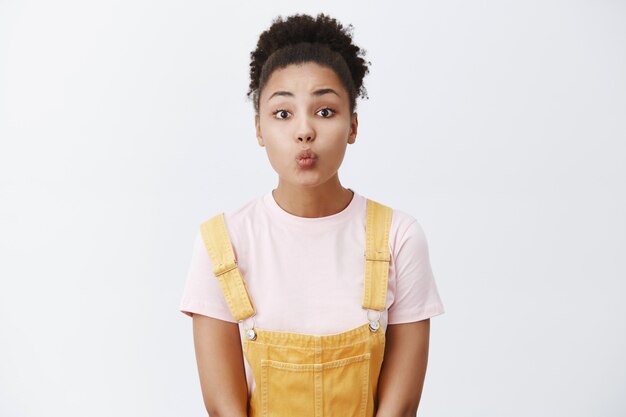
[{"xmin": 200, "ymin": 198, "xmax": 393, "ymax": 417}]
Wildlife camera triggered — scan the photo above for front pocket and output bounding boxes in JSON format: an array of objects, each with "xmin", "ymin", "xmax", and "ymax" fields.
[
  {"xmin": 260, "ymin": 360, "xmax": 317, "ymax": 417},
  {"xmin": 321, "ymin": 353, "xmax": 371, "ymax": 417},
  {"xmin": 260, "ymin": 353, "xmax": 371, "ymax": 417}
]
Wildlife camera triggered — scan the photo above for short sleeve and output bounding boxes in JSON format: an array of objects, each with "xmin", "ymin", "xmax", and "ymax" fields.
[
  {"xmin": 387, "ymin": 219, "xmax": 445, "ymax": 324},
  {"xmin": 178, "ymin": 230, "xmax": 238, "ymax": 323}
]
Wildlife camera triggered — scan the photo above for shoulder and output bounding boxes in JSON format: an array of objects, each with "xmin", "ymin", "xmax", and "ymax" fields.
[
  {"xmin": 390, "ymin": 207, "xmax": 419, "ymax": 236},
  {"xmin": 363, "ymin": 196, "xmax": 424, "ymax": 244},
  {"xmin": 198, "ymin": 193, "xmax": 265, "ymax": 230},
  {"xmin": 363, "ymin": 196, "xmax": 429, "ymax": 256},
  {"xmin": 196, "ymin": 193, "xmax": 268, "ymax": 253},
  {"xmin": 390, "ymin": 208, "xmax": 430, "ymax": 256}
]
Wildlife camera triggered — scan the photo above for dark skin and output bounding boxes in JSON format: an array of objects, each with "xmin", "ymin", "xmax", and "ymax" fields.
[
  {"xmin": 193, "ymin": 314, "xmax": 248, "ymax": 417},
  {"xmin": 375, "ymin": 319, "xmax": 431, "ymax": 417}
]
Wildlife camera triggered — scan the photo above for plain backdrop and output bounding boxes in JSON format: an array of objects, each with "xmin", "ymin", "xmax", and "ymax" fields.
[{"xmin": 1, "ymin": 1, "xmax": 624, "ymax": 416}]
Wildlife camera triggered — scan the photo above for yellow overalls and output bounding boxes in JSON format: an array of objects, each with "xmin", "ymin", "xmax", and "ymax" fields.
[{"xmin": 200, "ymin": 198, "xmax": 393, "ymax": 417}]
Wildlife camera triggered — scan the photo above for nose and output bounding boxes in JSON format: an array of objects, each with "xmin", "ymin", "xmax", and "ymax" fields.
[{"xmin": 296, "ymin": 115, "xmax": 315, "ymax": 143}]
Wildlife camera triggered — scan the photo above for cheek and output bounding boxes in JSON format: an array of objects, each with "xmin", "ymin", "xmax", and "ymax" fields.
[
  {"xmin": 317, "ymin": 117, "xmax": 352, "ymax": 141},
  {"xmin": 316, "ymin": 143, "xmax": 348, "ymax": 168},
  {"xmin": 264, "ymin": 141, "xmax": 293, "ymax": 167}
]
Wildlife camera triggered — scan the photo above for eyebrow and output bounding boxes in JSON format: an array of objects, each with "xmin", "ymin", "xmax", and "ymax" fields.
[{"xmin": 266, "ymin": 88, "xmax": 340, "ymax": 102}]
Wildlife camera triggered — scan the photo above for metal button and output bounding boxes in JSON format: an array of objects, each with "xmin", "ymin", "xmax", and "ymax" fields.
[
  {"xmin": 246, "ymin": 328, "xmax": 257, "ymax": 340},
  {"xmin": 369, "ymin": 320, "xmax": 380, "ymax": 332}
]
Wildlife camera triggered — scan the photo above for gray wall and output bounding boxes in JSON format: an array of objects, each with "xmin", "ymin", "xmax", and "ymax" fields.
[{"xmin": 0, "ymin": 0, "xmax": 624, "ymax": 416}]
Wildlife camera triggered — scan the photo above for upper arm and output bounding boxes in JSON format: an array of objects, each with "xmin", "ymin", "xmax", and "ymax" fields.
[
  {"xmin": 376, "ymin": 319, "xmax": 431, "ymax": 417},
  {"xmin": 180, "ymin": 231, "xmax": 239, "ymax": 322},
  {"xmin": 388, "ymin": 218, "xmax": 445, "ymax": 324},
  {"xmin": 192, "ymin": 313, "xmax": 248, "ymax": 417}
]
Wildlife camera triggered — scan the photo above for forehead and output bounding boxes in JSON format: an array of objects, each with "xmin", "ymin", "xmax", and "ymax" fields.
[{"xmin": 262, "ymin": 62, "xmax": 345, "ymax": 97}]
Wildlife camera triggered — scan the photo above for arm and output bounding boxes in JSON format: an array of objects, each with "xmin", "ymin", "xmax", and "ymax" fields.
[
  {"xmin": 375, "ymin": 318, "xmax": 430, "ymax": 417},
  {"xmin": 192, "ymin": 313, "xmax": 249, "ymax": 417}
]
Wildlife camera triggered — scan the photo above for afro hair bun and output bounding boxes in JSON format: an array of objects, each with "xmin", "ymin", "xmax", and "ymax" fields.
[{"xmin": 247, "ymin": 13, "xmax": 371, "ymax": 114}]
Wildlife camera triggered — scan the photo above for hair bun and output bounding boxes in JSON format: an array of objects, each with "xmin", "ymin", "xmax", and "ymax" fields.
[{"xmin": 248, "ymin": 13, "xmax": 371, "ymax": 114}]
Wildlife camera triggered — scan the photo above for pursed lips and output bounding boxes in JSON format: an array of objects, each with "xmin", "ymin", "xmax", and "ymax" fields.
[{"xmin": 296, "ymin": 149, "xmax": 318, "ymax": 161}]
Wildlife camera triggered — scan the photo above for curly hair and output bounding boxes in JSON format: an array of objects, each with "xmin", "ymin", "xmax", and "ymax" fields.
[{"xmin": 247, "ymin": 13, "xmax": 371, "ymax": 115}]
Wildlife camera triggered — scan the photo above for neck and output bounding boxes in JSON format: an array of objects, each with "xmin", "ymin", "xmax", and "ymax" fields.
[{"xmin": 271, "ymin": 180, "xmax": 354, "ymax": 218}]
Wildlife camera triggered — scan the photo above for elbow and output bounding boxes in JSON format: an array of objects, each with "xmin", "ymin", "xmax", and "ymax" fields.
[
  {"xmin": 404, "ymin": 407, "xmax": 418, "ymax": 417},
  {"xmin": 204, "ymin": 404, "xmax": 247, "ymax": 417},
  {"xmin": 400, "ymin": 401, "xmax": 419, "ymax": 417},
  {"xmin": 377, "ymin": 394, "xmax": 422, "ymax": 416},
  {"xmin": 376, "ymin": 404, "xmax": 418, "ymax": 417},
  {"xmin": 204, "ymin": 404, "xmax": 218, "ymax": 417}
]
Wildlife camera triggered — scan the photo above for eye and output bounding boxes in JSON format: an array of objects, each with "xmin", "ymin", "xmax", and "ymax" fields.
[
  {"xmin": 272, "ymin": 109, "xmax": 291, "ymax": 120},
  {"xmin": 317, "ymin": 107, "xmax": 336, "ymax": 118},
  {"xmin": 271, "ymin": 107, "xmax": 337, "ymax": 120}
]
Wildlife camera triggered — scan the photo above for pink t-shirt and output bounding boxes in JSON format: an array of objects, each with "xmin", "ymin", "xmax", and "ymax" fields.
[{"xmin": 179, "ymin": 188, "xmax": 445, "ymax": 396}]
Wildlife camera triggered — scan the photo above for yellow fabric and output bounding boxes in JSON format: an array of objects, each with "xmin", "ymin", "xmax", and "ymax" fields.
[
  {"xmin": 362, "ymin": 199, "xmax": 392, "ymax": 311},
  {"xmin": 243, "ymin": 321, "xmax": 385, "ymax": 417},
  {"xmin": 200, "ymin": 213, "xmax": 256, "ymax": 321},
  {"xmin": 200, "ymin": 198, "xmax": 393, "ymax": 417}
]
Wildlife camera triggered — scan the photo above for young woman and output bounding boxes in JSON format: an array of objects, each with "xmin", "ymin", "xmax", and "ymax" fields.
[{"xmin": 180, "ymin": 13, "xmax": 445, "ymax": 417}]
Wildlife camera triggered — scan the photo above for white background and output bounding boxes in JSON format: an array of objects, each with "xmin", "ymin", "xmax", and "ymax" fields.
[{"xmin": 1, "ymin": 1, "xmax": 624, "ymax": 416}]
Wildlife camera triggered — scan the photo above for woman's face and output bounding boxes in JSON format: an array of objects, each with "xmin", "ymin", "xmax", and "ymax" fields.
[{"xmin": 255, "ymin": 62, "xmax": 358, "ymax": 190}]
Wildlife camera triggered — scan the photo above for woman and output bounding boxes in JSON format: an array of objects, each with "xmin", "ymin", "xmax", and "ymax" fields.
[{"xmin": 180, "ymin": 12, "xmax": 445, "ymax": 417}]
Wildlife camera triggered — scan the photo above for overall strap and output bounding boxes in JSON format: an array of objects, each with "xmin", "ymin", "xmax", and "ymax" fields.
[
  {"xmin": 361, "ymin": 199, "xmax": 393, "ymax": 311},
  {"xmin": 199, "ymin": 213, "xmax": 256, "ymax": 322}
]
